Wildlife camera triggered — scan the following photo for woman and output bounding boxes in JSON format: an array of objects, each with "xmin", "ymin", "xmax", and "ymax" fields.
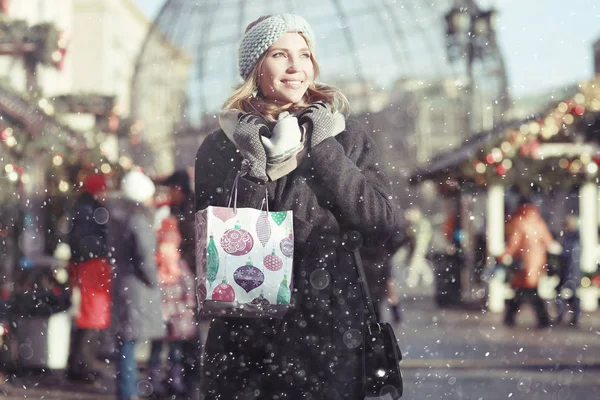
[
  {"xmin": 195, "ymin": 14, "xmax": 396, "ymax": 399},
  {"xmin": 109, "ymin": 170, "xmax": 165, "ymax": 400},
  {"xmin": 499, "ymin": 199, "xmax": 561, "ymax": 328}
]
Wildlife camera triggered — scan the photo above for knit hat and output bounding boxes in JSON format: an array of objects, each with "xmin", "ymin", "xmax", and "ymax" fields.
[
  {"xmin": 82, "ymin": 173, "xmax": 107, "ymax": 195},
  {"xmin": 120, "ymin": 170, "xmax": 156, "ymax": 204},
  {"xmin": 238, "ymin": 14, "xmax": 314, "ymax": 79}
]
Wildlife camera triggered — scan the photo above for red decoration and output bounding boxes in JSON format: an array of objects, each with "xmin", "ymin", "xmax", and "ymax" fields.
[
  {"xmin": 495, "ymin": 164, "xmax": 507, "ymax": 176},
  {"xmin": 212, "ymin": 281, "xmax": 235, "ymax": 301},
  {"xmin": 574, "ymin": 105, "xmax": 585, "ymax": 116},
  {"xmin": 264, "ymin": 250, "xmax": 283, "ymax": 271},
  {"xmin": 221, "ymin": 223, "xmax": 254, "ymax": 256}
]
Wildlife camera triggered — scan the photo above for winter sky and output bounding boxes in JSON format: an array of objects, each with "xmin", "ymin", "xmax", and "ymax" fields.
[{"xmin": 133, "ymin": 0, "xmax": 600, "ymax": 98}]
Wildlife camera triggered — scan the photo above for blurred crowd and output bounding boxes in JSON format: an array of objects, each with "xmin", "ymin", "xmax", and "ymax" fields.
[{"xmin": 66, "ymin": 169, "xmax": 198, "ymax": 399}]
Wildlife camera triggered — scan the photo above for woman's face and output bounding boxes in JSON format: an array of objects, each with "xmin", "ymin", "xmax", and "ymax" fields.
[{"xmin": 258, "ymin": 32, "xmax": 315, "ymax": 107}]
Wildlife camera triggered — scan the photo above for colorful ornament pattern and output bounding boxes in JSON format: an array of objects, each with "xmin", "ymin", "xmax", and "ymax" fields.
[
  {"xmin": 277, "ymin": 274, "xmax": 291, "ymax": 305},
  {"xmin": 206, "ymin": 235, "xmax": 219, "ymax": 287},
  {"xmin": 256, "ymin": 212, "xmax": 271, "ymax": 247},
  {"xmin": 213, "ymin": 207, "xmax": 236, "ymax": 222},
  {"xmin": 221, "ymin": 222, "xmax": 254, "ymax": 256},
  {"xmin": 251, "ymin": 292, "xmax": 271, "ymax": 306},
  {"xmin": 264, "ymin": 250, "xmax": 283, "ymax": 271},
  {"xmin": 271, "ymin": 212, "xmax": 287, "ymax": 226},
  {"xmin": 233, "ymin": 261, "xmax": 264, "ymax": 293},
  {"xmin": 212, "ymin": 280, "xmax": 235, "ymax": 302},
  {"xmin": 280, "ymin": 233, "xmax": 294, "ymax": 258}
]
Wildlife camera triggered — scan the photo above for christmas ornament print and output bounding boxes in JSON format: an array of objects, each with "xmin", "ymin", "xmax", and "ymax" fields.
[
  {"xmin": 264, "ymin": 249, "xmax": 283, "ymax": 271},
  {"xmin": 213, "ymin": 207, "xmax": 236, "ymax": 222},
  {"xmin": 277, "ymin": 274, "xmax": 291, "ymax": 305},
  {"xmin": 234, "ymin": 261, "xmax": 264, "ymax": 293},
  {"xmin": 280, "ymin": 233, "xmax": 294, "ymax": 258},
  {"xmin": 256, "ymin": 212, "xmax": 271, "ymax": 247},
  {"xmin": 271, "ymin": 211, "xmax": 287, "ymax": 226},
  {"xmin": 251, "ymin": 292, "xmax": 271, "ymax": 306},
  {"xmin": 221, "ymin": 222, "xmax": 254, "ymax": 256},
  {"xmin": 212, "ymin": 280, "xmax": 235, "ymax": 302},
  {"xmin": 206, "ymin": 235, "xmax": 219, "ymax": 287}
]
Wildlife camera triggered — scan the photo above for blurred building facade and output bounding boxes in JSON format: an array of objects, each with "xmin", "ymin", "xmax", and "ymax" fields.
[{"xmin": 0, "ymin": 0, "xmax": 189, "ymax": 174}]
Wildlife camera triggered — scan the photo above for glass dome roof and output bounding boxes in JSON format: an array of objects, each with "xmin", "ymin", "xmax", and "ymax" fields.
[
  {"xmin": 130, "ymin": 0, "xmax": 508, "ymax": 187},
  {"xmin": 132, "ymin": 0, "xmax": 507, "ymax": 125}
]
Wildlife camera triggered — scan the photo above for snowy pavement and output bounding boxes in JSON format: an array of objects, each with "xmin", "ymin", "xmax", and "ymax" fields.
[{"xmin": 1, "ymin": 292, "xmax": 599, "ymax": 399}]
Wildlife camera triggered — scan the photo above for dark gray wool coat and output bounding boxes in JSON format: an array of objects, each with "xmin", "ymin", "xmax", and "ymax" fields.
[
  {"xmin": 108, "ymin": 198, "xmax": 165, "ymax": 342},
  {"xmin": 195, "ymin": 119, "xmax": 397, "ymax": 400}
]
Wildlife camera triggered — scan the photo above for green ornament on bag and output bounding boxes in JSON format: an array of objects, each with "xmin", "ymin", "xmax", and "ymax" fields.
[
  {"xmin": 207, "ymin": 235, "xmax": 219, "ymax": 287},
  {"xmin": 277, "ymin": 274, "xmax": 291, "ymax": 305}
]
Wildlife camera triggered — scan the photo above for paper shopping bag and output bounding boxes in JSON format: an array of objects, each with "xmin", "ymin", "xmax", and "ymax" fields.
[{"xmin": 195, "ymin": 205, "xmax": 294, "ymax": 318}]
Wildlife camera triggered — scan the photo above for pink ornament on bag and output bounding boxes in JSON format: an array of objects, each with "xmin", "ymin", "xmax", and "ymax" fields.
[
  {"xmin": 221, "ymin": 222, "xmax": 254, "ymax": 256},
  {"xmin": 212, "ymin": 280, "xmax": 235, "ymax": 302},
  {"xmin": 213, "ymin": 207, "xmax": 236, "ymax": 222},
  {"xmin": 264, "ymin": 250, "xmax": 283, "ymax": 271}
]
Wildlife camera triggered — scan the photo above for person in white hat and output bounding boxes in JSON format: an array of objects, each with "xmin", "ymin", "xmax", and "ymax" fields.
[
  {"xmin": 108, "ymin": 170, "xmax": 165, "ymax": 400},
  {"xmin": 195, "ymin": 13, "xmax": 398, "ymax": 399}
]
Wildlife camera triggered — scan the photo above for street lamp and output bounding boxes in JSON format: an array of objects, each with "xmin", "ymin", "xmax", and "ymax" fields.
[{"xmin": 445, "ymin": 4, "xmax": 499, "ymax": 133}]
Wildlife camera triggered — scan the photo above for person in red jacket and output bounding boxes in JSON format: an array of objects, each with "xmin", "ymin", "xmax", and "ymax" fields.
[
  {"xmin": 67, "ymin": 173, "xmax": 112, "ymax": 382},
  {"xmin": 499, "ymin": 199, "xmax": 562, "ymax": 329}
]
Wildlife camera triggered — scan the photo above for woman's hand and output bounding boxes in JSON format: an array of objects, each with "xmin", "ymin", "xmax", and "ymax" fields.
[
  {"xmin": 298, "ymin": 101, "xmax": 335, "ymax": 149},
  {"xmin": 260, "ymin": 111, "xmax": 303, "ymax": 163},
  {"xmin": 233, "ymin": 113, "xmax": 270, "ymax": 182}
]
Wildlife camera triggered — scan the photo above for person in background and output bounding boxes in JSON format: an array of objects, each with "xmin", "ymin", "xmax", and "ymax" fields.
[
  {"xmin": 158, "ymin": 170, "xmax": 200, "ymax": 386},
  {"xmin": 195, "ymin": 14, "xmax": 396, "ymax": 398},
  {"xmin": 159, "ymin": 170, "xmax": 195, "ymax": 271},
  {"xmin": 555, "ymin": 214, "xmax": 582, "ymax": 326},
  {"xmin": 404, "ymin": 206, "xmax": 433, "ymax": 288},
  {"xmin": 148, "ymin": 211, "xmax": 198, "ymax": 396},
  {"xmin": 108, "ymin": 170, "xmax": 165, "ymax": 400},
  {"xmin": 499, "ymin": 198, "xmax": 562, "ymax": 329},
  {"xmin": 66, "ymin": 173, "xmax": 112, "ymax": 382},
  {"xmin": 362, "ymin": 210, "xmax": 406, "ymax": 324}
]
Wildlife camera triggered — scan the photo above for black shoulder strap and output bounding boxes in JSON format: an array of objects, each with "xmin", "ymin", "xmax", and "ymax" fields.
[{"xmin": 342, "ymin": 231, "xmax": 379, "ymax": 324}]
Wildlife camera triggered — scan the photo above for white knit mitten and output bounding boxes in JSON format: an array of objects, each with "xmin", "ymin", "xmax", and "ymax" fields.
[{"xmin": 260, "ymin": 111, "xmax": 303, "ymax": 163}]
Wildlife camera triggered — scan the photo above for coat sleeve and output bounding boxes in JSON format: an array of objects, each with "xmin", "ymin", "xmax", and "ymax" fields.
[
  {"xmin": 308, "ymin": 119, "xmax": 396, "ymax": 246},
  {"xmin": 195, "ymin": 131, "xmax": 271, "ymax": 212},
  {"xmin": 130, "ymin": 214, "xmax": 158, "ymax": 287}
]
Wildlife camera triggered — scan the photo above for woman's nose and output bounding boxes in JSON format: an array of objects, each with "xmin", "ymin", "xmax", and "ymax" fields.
[{"xmin": 287, "ymin": 59, "xmax": 300, "ymax": 72}]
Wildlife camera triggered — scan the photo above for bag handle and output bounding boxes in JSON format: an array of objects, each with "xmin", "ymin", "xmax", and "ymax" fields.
[{"xmin": 227, "ymin": 172, "xmax": 270, "ymax": 213}]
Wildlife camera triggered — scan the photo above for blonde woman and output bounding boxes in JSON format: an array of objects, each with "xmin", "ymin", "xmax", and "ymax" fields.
[{"xmin": 195, "ymin": 14, "xmax": 397, "ymax": 399}]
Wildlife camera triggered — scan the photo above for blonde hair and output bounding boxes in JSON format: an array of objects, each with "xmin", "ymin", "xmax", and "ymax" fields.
[{"xmin": 223, "ymin": 21, "xmax": 350, "ymax": 122}]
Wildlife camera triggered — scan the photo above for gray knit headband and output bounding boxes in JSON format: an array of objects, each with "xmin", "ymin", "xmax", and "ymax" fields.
[{"xmin": 238, "ymin": 14, "xmax": 315, "ymax": 80}]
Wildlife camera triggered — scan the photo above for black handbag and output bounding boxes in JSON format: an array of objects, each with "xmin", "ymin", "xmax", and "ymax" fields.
[{"xmin": 342, "ymin": 231, "xmax": 403, "ymax": 399}]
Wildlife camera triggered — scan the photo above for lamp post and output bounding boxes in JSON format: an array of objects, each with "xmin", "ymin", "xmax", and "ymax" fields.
[
  {"xmin": 445, "ymin": 3, "xmax": 499, "ymax": 134},
  {"xmin": 444, "ymin": 2, "xmax": 509, "ymax": 307}
]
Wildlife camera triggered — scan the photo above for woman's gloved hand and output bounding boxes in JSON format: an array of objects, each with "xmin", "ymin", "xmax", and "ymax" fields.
[
  {"xmin": 233, "ymin": 113, "xmax": 270, "ymax": 182},
  {"xmin": 297, "ymin": 101, "xmax": 335, "ymax": 149},
  {"xmin": 260, "ymin": 111, "xmax": 303, "ymax": 163}
]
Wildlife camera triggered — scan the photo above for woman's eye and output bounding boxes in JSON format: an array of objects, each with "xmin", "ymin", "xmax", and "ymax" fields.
[
  {"xmin": 272, "ymin": 52, "xmax": 285, "ymax": 58},
  {"xmin": 301, "ymin": 53, "xmax": 311, "ymax": 58}
]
